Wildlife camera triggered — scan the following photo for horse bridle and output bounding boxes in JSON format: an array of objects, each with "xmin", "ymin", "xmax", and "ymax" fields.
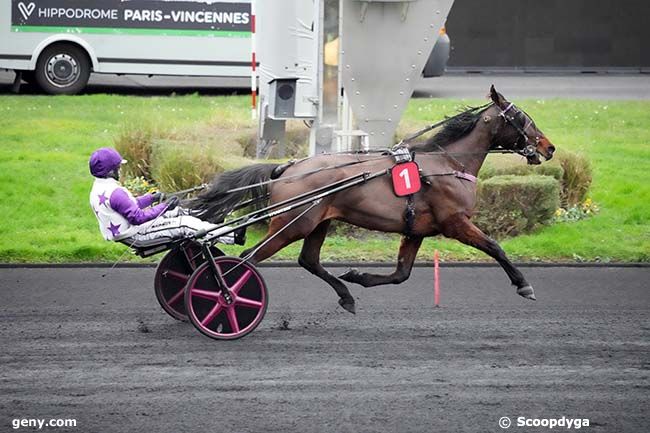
[{"xmin": 497, "ymin": 102, "xmax": 540, "ymax": 158}]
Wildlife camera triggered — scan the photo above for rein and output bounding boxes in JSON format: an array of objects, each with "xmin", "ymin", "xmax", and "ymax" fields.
[
  {"xmin": 171, "ymin": 184, "xmax": 209, "ymax": 197},
  {"xmin": 396, "ymin": 102, "xmax": 493, "ymax": 173},
  {"xmin": 403, "ymin": 101, "xmax": 541, "ymax": 161},
  {"xmin": 396, "ymin": 102, "xmax": 493, "ymax": 145}
]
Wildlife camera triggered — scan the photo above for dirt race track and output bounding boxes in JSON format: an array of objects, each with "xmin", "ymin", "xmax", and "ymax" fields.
[{"xmin": 1, "ymin": 265, "xmax": 648, "ymax": 432}]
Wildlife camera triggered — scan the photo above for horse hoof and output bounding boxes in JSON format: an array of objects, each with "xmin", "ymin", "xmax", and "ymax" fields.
[
  {"xmin": 339, "ymin": 268, "xmax": 360, "ymax": 283},
  {"xmin": 517, "ymin": 285, "xmax": 536, "ymax": 301},
  {"xmin": 338, "ymin": 298, "xmax": 356, "ymax": 314}
]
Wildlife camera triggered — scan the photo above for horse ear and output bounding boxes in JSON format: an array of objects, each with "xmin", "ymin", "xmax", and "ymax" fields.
[{"xmin": 489, "ymin": 85, "xmax": 500, "ymax": 104}]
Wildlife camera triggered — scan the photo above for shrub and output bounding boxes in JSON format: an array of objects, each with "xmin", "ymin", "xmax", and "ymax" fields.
[
  {"xmin": 474, "ymin": 175, "xmax": 560, "ymax": 238},
  {"xmin": 150, "ymin": 140, "xmax": 225, "ymax": 192},
  {"xmin": 114, "ymin": 122, "xmax": 155, "ymax": 179},
  {"xmin": 554, "ymin": 150, "xmax": 592, "ymax": 207},
  {"xmin": 115, "ymin": 116, "xmax": 258, "ymax": 193},
  {"xmin": 480, "ymin": 150, "xmax": 592, "ymax": 208}
]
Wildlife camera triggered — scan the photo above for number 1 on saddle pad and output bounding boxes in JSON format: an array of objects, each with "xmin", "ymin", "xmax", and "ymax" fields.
[{"xmin": 391, "ymin": 161, "xmax": 421, "ymax": 196}]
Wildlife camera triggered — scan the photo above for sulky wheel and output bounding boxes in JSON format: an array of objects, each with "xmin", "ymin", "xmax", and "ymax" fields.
[
  {"xmin": 185, "ymin": 256, "xmax": 268, "ymax": 340},
  {"xmin": 154, "ymin": 242, "xmax": 223, "ymax": 321}
]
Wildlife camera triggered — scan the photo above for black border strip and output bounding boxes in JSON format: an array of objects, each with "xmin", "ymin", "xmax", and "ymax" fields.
[
  {"xmin": 0, "ymin": 54, "xmax": 32, "ymax": 60},
  {"xmin": 98, "ymin": 57, "xmax": 249, "ymax": 67}
]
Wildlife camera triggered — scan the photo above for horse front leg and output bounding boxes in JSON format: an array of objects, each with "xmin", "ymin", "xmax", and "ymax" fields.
[
  {"xmin": 440, "ymin": 213, "xmax": 536, "ymax": 300},
  {"xmin": 339, "ymin": 236, "xmax": 423, "ymax": 287}
]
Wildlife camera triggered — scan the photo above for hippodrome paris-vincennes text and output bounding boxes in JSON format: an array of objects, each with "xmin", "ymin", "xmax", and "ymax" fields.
[{"xmin": 35, "ymin": 8, "xmax": 249, "ymax": 25}]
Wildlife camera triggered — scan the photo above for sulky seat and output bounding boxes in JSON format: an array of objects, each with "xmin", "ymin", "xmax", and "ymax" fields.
[{"xmin": 117, "ymin": 236, "xmax": 184, "ymax": 258}]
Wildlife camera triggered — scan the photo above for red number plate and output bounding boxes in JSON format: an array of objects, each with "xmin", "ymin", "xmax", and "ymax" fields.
[{"xmin": 391, "ymin": 161, "xmax": 421, "ymax": 196}]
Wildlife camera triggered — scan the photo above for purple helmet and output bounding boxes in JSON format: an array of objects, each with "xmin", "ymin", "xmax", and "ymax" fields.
[{"xmin": 89, "ymin": 148, "xmax": 127, "ymax": 178}]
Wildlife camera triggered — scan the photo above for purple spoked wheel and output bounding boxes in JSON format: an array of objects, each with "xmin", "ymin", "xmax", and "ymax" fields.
[
  {"xmin": 154, "ymin": 242, "xmax": 223, "ymax": 322},
  {"xmin": 185, "ymin": 256, "xmax": 268, "ymax": 340}
]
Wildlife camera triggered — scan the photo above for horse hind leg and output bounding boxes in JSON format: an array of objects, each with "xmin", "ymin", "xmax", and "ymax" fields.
[
  {"xmin": 339, "ymin": 236, "xmax": 423, "ymax": 287},
  {"xmin": 298, "ymin": 220, "xmax": 356, "ymax": 314},
  {"xmin": 239, "ymin": 217, "xmax": 356, "ymax": 313}
]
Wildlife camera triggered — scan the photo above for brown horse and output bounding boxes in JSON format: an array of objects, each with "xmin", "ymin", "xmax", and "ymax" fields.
[{"xmin": 189, "ymin": 86, "xmax": 556, "ymax": 313}]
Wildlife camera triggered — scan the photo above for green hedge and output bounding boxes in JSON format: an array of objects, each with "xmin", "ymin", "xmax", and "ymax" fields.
[
  {"xmin": 474, "ymin": 175, "xmax": 560, "ymax": 239},
  {"xmin": 480, "ymin": 150, "xmax": 591, "ymax": 208},
  {"xmin": 480, "ymin": 158, "xmax": 564, "ymax": 181}
]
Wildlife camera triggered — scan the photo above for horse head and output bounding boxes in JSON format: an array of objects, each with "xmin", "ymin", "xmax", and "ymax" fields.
[{"xmin": 488, "ymin": 85, "xmax": 556, "ymax": 165}]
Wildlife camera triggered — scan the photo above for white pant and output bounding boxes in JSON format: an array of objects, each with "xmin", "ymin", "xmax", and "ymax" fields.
[{"xmin": 131, "ymin": 208, "xmax": 234, "ymax": 244}]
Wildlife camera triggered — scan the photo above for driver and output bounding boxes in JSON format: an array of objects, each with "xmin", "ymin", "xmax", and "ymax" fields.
[{"xmin": 88, "ymin": 147, "xmax": 233, "ymax": 245}]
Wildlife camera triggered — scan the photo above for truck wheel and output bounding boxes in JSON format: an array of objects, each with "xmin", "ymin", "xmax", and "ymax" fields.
[{"xmin": 34, "ymin": 44, "xmax": 91, "ymax": 95}]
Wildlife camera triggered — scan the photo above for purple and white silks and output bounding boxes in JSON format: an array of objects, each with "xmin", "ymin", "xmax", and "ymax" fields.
[
  {"xmin": 89, "ymin": 177, "xmax": 234, "ymax": 244},
  {"xmin": 109, "ymin": 188, "xmax": 166, "ymax": 226},
  {"xmin": 90, "ymin": 177, "xmax": 165, "ymax": 240}
]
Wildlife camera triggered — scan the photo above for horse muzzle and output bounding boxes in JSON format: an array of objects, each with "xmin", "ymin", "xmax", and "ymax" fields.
[
  {"xmin": 538, "ymin": 139, "xmax": 556, "ymax": 161},
  {"xmin": 544, "ymin": 144, "xmax": 556, "ymax": 160}
]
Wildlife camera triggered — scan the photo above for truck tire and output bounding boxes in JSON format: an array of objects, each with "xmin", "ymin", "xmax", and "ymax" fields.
[{"xmin": 34, "ymin": 44, "xmax": 91, "ymax": 95}]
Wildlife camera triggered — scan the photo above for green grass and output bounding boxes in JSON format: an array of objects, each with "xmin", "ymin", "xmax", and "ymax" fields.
[{"xmin": 0, "ymin": 94, "xmax": 648, "ymax": 263}]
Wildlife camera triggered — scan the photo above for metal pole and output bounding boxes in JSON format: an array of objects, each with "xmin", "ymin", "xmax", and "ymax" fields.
[{"xmin": 250, "ymin": 0, "xmax": 257, "ymax": 120}]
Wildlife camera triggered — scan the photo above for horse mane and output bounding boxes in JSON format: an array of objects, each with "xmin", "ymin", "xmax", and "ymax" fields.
[{"xmin": 408, "ymin": 105, "xmax": 489, "ymax": 152}]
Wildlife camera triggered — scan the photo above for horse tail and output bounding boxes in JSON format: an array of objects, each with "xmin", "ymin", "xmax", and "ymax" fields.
[{"xmin": 186, "ymin": 163, "xmax": 280, "ymax": 223}]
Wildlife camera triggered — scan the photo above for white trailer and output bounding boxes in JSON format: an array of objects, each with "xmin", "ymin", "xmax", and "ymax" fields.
[{"xmin": 0, "ymin": 0, "xmax": 252, "ymax": 94}]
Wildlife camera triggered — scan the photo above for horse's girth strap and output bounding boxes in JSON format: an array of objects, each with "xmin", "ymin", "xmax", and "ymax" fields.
[{"xmin": 404, "ymin": 194, "xmax": 416, "ymax": 238}]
